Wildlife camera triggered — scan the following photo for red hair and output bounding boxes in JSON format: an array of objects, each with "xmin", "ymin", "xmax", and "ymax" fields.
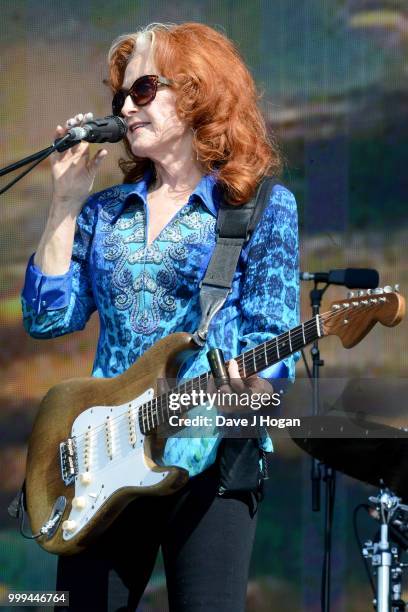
[{"xmin": 108, "ymin": 23, "xmax": 282, "ymax": 205}]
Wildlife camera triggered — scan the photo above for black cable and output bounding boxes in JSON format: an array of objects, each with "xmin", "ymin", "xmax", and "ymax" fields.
[
  {"xmin": 16, "ymin": 490, "xmax": 43, "ymax": 540},
  {"xmin": 321, "ymin": 468, "xmax": 336, "ymax": 611},
  {"xmin": 352, "ymin": 503, "xmax": 376, "ymax": 596}
]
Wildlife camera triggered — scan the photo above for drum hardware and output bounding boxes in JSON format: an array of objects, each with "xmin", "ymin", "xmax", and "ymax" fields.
[
  {"xmin": 362, "ymin": 489, "xmax": 408, "ymax": 612},
  {"xmin": 290, "ymin": 418, "xmax": 408, "ymax": 611}
]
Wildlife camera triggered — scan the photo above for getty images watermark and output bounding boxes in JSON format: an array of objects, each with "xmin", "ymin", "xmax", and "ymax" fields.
[{"xmin": 167, "ymin": 388, "xmax": 301, "ymax": 429}]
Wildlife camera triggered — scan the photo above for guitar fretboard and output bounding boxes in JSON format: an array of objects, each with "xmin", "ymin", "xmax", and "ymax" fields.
[{"xmin": 137, "ymin": 315, "xmax": 322, "ymax": 434}]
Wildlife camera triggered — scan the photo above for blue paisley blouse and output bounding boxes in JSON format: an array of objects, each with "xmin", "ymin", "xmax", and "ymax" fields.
[{"xmin": 21, "ymin": 172, "xmax": 300, "ymax": 477}]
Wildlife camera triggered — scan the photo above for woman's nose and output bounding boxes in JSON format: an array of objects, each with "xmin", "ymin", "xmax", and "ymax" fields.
[{"xmin": 121, "ymin": 94, "xmax": 139, "ymax": 116}]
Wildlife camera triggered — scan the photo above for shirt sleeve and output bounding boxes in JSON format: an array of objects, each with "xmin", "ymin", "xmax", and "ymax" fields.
[
  {"xmin": 238, "ymin": 184, "xmax": 300, "ymax": 388},
  {"xmin": 20, "ymin": 195, "xmax": 98, "ymax": 339}
]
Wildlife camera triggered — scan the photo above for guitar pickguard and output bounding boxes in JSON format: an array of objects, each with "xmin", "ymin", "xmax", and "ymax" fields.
[{"xmin": 61, "ymin": 388, "xmax": 169, "ymax": 541}]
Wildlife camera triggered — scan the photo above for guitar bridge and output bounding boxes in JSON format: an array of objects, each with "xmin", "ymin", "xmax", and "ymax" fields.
[{"xmin": 60, "ymin": 437, "xmax": 78, "ymax": 486}]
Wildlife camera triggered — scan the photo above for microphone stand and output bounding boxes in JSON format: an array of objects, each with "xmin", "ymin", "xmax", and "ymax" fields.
[
  {"xmin": 309, "ymin": 281, "xmax": 336, "ymax": 612},
  {"xmin": 301, "ymin": 269, "xmax": 380, "ymax": 610},
  {"xmin": 0, "ymin": 134, "xmax": 77, "ymax": 196}
]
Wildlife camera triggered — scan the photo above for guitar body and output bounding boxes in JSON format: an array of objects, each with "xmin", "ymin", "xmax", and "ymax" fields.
[
  {"xmin": 24, "ymin": 287, "xmax": 405, "ymax": 556},
  {"xmin": 25, "ymin": 332, "xmax": 198, "ymax": 555}
]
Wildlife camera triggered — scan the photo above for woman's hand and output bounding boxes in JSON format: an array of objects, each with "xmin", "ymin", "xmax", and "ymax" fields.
[
  {"xmin": 50, "ymin": 112, "xmax": 108, "ymax": 215},
  {"xmin": 207, "ymin": 358, "xmax": 274, "ymax": 414}
]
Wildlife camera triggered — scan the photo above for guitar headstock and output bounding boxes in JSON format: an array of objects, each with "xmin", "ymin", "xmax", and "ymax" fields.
[{"xmin": 322, "ymin": 285, "xmax": 406, "ymax": 348}]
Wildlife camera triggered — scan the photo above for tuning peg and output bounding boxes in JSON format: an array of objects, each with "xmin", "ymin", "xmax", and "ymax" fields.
[
  {"xmin": 347, "ymin": 291, "xmax": 355, "ymax": 299},
  {"xmin": 366, "ymin": 289, "xmax": 373, "ymax": 295},
  {"xmin": 358, "ymin": 290, "xmax": 366, "ymax": 297},
  {"xmin": 394, "ymin": 284, "xmax": 400, "ymax": 293},
  {"xmin": 384, "ymin": 285, "xmax": 393, "ymax": 293},
  {"xmin": 374, "ymin": 287, "xmax": 383, "ymax": 295}
]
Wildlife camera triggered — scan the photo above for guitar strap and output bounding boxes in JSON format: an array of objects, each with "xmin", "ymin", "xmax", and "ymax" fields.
[
  {"xmin": 193, "ymin": 175, "xmax": 279, "ymax": 345},
  {"xmin": 193, "ymin": 175, "xmax": 281, "ymax": 497}
]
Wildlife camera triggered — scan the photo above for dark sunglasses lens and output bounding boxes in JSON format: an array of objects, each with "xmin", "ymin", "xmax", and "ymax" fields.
[
  {"xmin": 112, "ymin": 77, "xmax": 158, "ymax": 115},
  {"xmin": 112, "ymin": 91, "xmax": 125, "ymax": 116},
  {"xmin": 130, "ymin": 76, "xmax": 157, "ymax": 106}
]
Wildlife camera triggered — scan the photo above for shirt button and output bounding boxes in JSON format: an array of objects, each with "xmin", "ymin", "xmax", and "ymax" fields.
[
  {"xmin": 41, "ymin": 300, "xmax": 46, "ymax": 306},
  {"xmin": 32, "ymin": 298, "xmax": 36, "ymax": 302}
]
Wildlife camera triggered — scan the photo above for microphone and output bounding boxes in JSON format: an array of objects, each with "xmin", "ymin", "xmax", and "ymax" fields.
[
  {"xmin": 55, "ymin": 115, "xmax": 127, "ymax": 152},
  {"xmin": 300, "ymin": 268, "xmax": 379, "ymax": 289}
]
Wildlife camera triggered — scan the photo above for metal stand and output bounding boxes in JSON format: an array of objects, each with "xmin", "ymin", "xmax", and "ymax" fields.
[
  {"xmin": 0, "ymin": 133, "xmax": 75, "ymax": 196},
  {"xmin": 307, "ymin": 282, "xmax": 336, "ymax": 612},
  {"xmin": 363, "ymin": 490, "xmax": 408, "ymax": 612}
]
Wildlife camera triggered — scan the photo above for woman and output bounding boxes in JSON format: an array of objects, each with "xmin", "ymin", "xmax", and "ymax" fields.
[{"xmin": 21, "ymin": 22, "xmax": 299, "ymax": 612}]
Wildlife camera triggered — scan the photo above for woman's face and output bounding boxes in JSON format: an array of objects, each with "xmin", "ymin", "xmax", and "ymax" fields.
[{"xmin": 120, "ymin": 45, "xmax": 191, "ymax": 161}]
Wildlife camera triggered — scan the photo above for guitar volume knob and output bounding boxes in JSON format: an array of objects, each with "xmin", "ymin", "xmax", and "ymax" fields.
[
  {"xmin": 72, "ymin": 496, "xmax": 86, "ymax": 510},
  {"xmin": 79, "ymin": 472, "xmax": 92, "ymax": 485},
  {"xmin": 62, "ymin": 520, "xmax": 77, "ymax": 532}
]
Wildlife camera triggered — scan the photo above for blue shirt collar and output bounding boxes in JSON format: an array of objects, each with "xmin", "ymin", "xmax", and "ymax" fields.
[{"xmin": 107, "ymin": 169, "xmax": 221, "ymax": 224}]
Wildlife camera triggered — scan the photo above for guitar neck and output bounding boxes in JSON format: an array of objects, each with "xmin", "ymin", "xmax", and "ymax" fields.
[
  {"xmin": 138, "ymin": 315, "xmax": 324, "ymax": 435},
  {"xmin": 235, "ymin": 315, "xmax": 322, "ymax": 377}
]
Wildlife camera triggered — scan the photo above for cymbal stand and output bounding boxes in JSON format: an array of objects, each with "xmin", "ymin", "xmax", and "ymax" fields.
[{"xmin": 363, "ymin": 490, "xmax": 408, "ymax": 612}]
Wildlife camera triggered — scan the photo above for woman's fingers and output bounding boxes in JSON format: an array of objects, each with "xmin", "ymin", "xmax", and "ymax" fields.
[
  {"xmin": 207, "ymin": 365, "xmax": 274, "ymax": 414},
  {"xmin": 247, "ymin": 375, "xmax": 274, "ymax": 394},
  {"xmin": 50, "ymin": 111, "xmax": 104, "ymax": 206},
  {"xmin": 227, "ymin": 359, "xmax": 246, "ymax": 393},
  {"xmin": 63, "ymin": 112, "xmax": 91, "ymax": 155},
  {"xmin": 88, "ymin": 148, "xmax": 108, "ymax": 175}
]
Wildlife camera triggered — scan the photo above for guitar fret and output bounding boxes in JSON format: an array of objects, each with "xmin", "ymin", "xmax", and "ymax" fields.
[
  {"xmin": 137, "ymin": 315, "xmax": 328, "ymax": 436},
  {"xmin": 304, "ymin": 319, "xmax": 317, "ymax": 344}
]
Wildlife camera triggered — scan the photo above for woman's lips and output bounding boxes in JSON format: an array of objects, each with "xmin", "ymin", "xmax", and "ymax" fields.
[{"xmin": 130, "ymin": 123, "xmax": 150, "ymax": 132}]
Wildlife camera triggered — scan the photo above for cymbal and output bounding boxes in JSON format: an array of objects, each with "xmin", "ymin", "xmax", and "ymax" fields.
[{"xmin": 289, "ymin": 416, "xmax": 408, "ymax": 501}]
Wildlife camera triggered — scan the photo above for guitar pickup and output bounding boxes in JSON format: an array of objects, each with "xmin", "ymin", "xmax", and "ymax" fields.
[{"xmin": 60, "ymin": 437, "xmax": 78, "ymax": 486}]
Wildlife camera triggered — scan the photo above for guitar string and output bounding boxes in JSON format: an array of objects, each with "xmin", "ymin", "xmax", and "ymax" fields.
[
  {"xmin": 51, "ymin": 304, "xmax": 377, "ymax": 450},
  {"xmin": 44, "ymin": 300, "xmax": 383, "ymax": 488},
  {"xmin": 50, "ymin": 299, "xmax": 379, "ymax": 488},
  {"xmin": 67, "ymin": 313, "xmax": 325, "ymax": 446},
  {"xmin": 63, "ymin": 301, "xmax": 381, "ymax": 446}
]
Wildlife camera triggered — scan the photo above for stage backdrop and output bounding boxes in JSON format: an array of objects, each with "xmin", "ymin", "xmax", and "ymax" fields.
[{"xmin": 1, "ymin": 1, "xmax": 407, "ymax": 610}]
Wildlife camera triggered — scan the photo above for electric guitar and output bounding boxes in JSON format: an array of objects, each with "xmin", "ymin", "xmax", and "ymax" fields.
[{"xmin": 24, "ymin": 286, "xmax": 405, "ymax": 555}]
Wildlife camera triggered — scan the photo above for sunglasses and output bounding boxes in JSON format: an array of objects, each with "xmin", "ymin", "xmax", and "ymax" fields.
[{"xmin": 112, "ymin": 74, "xmax": 172, "ymax": 116}]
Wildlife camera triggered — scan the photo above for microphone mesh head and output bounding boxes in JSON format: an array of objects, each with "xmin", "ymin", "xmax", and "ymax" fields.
[{"xmin": 111, "ymin": 115, "xmax": 128, "ymax": 137}]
